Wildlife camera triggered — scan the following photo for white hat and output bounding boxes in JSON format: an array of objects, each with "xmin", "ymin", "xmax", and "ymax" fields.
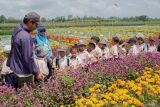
[
  {"xmin": 3, "ymin": 45, "xmax": 11, "ymax": 53},
  {"xmin": 57, "ymin": 45, "xmax": 68, "ymax": 52}
]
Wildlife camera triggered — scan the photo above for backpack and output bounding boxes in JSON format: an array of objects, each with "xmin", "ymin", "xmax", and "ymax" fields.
[{"xmin": 55, "ymin": 56, "xmax": 70, "ymax": 69}]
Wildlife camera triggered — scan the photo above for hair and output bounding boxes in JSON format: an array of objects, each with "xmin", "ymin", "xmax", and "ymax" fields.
[
  {"xmin": 88, "ymin": 42, "xmax": 96, "ymax": 48},
  {"xmin": 112, "ymin": 37, "xmax": 120, "ymax": 43},
  {"xmin": 91, "ymin": 36, "xmax": 100, "ymax": 43},
  {"xmin": 119, "ymin": 40, "xmax": 124, "ymax": 45},
  {"xmin": 23, "ymin": 18, "xmax": 30, "ymax": 24}
]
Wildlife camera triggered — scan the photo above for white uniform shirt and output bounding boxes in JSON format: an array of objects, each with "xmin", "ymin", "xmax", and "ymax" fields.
[
  {"xmin": 77, "ymin": 50, "xmax": 90, "ymax": 65},
  {"xmin": 69, "ymin": 56, "xmax": 82, "ymax": 69},
  {"xmin": 110, "ymin": 45, "xmax": 119, "ymax": 59},
  {"xmin": 91, "ymin": 45, "xmax": 102, "ymax": 59},
  {"xmin": 52, "ymin": 56, "xmax": 69, "ymax": 70},
  {"xmin": 1, "ymin": 59, "xmax": 13, "ymax": 75},
  {"xmin": 101, "ymin": 47, "xmax": 110, "ymax": 60},
  {"xmin": 137, "ymin": 43, "xmax": 148, "ymax": 52},
  {"xmin": 118, "ymin": 45, "xmax": 127, "ymax": 58},
  {"xmin": 148, "ymin": 45, "xmax": 157, "ymax": 53},
  {"xmin": 128, "ymin": 45, "xmax": 140, "ymax": 56},
  {"xmin": 34, "ymin": 58, "xmax": 49, "ymax": 76}
]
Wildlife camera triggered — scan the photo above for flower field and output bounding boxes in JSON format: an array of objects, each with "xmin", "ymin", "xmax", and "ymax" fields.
[
  {"xmin": 0, "ymin": 53, "xmax": 160, "ymax": 106},
  {"xmin": 0, "ymin": 26, "xmax": 160, "ymax": 106}
]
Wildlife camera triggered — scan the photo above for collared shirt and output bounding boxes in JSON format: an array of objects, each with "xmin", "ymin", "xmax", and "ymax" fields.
[
  {"xmin": 118, "ymin": 45, "xmax": 127, "ymax": 58},
  {"xmin": 148, "ymin": 45, "xmax": 157, "ymax": 53},
  {"xmin": 52, "ymin": 56, "xmax": 69, "ymax": 70},
  {"xmin": 91, "ymin": 45, "xmax": 102, "ymax": 59},
  {"xmin": 128, "ymin": 45, "xmax": 140, "ymax": 56},
  {"xmin": 110, "ymin": 45, "xmax": 119, "ymax": 59},
  {"xmin": 77, "ymin": 50, "xmax": 90, "ymax": 65},
  {"xmin": 137, "ymin": 43, "xmax": 148, "ymax": 52},
  {"xmin": 69, "ymin": 56, "xmax": 82, "ymax": 69},
  {"xmin": 101, "ymin": 47, "xmax": 110, "ymax": 60}
]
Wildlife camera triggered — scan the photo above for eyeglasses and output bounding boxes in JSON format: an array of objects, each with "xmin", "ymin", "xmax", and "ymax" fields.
[{"xmin": 40, "ymin": 29, "xmax": 46, "ymax": 33}]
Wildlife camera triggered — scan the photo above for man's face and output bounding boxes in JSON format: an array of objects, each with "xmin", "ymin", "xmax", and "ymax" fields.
[{"xmin": 27, "ymin": 20, "xmax": 38, "ymax": 31}]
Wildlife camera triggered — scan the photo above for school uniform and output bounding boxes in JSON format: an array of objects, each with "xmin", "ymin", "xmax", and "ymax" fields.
[
  {"xmin": 91, "ymin": 45, "xmax": 102, "ymax": 59},
  {"xmin": 52, "ymin": 56, "xmax": 70, "ymax": 70},
  {"xmin": 118, "ymin": 45, "xmax": 127, "ymax": 58},
  {"xmin": 69, "ymin": 56, "xmax": 82, "ymax": 69},
  {"xmin": 148, "ymin": 45, "xmax": 157, "ymax": 53},
  {"xmin": 109, "ymin": 45, "xmax": 119, "ymax": 59},
  {"xmin": 128, "ymin": 45, "xmax": 140, "ymax": 56},
  {"xmin": 137, "ymin": 43, "xmax": 148, "ymax": 52},
  {"xmin": 77, "ymin": 50, "xmax": 91, "ymax": 65},
  {"xmin": 101, "ymin": 47, "xmax": 110, "ymax": 60}
]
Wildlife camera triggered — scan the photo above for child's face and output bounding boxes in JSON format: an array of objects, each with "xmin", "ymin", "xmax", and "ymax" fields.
[
  {"xmin": 137, "ymin": 38, "xmax": 143, "ymax": 44},
  {"xmin": 98, "ymin": 44, "xmax": 106, "ymax": 49},
  {"xmin": 149, "ymin": 41, "xmax": 155, "ymax": 45},
  {"xmin": 87, "ymin": 45, "xmax": 95, "ymax": 52},
  {"xmin": 112, "ymin": 40, "xmax": 116, "ymax": 45},
  {"xmin": 71, "ymin": 49, "xmax": 78, "ymax": 58},
  {"xmin": 59, "ymin": 51, "xmax": 66, "ymax": 57},
  {"xmin": 79, "ymin": 45, "xmax": 86, "ymax": 52}
]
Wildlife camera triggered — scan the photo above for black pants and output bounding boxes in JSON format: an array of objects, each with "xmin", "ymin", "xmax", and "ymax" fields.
[{"xmin": 5, "ymin": 73, "xmax": 34, "ymax": 89}]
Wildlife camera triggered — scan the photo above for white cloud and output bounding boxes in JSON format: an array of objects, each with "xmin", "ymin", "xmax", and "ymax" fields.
[{"xmin": 0, "ymin": 0, "xmax": 159, "ymax": 18}]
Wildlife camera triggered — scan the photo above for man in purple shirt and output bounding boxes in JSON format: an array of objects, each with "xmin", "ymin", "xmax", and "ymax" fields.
[{"xmin": 7, "ymin": 12, "xmax": 44, "ymax": 88}]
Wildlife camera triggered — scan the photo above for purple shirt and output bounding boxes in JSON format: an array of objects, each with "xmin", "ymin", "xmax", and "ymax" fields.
[{"xmin": 8, "ymin": 23, "xmax": 38, "ymax": 76}]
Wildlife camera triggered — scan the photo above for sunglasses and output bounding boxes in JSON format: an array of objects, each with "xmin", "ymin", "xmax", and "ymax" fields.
[{"xmin": 40, "ymin": 29, "xmax": 46, "ymax": 33}]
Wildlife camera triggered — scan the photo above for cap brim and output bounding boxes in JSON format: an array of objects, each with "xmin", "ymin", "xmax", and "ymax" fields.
[
  {"xmin": 57, "ymin": 49, "xmax": 66, "ymax": 52},
  {"xmin": 78, "ymin": 44, "xmax": 86, "ymax": 46}
]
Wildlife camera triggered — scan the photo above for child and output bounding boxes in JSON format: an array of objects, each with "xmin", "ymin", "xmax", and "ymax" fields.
[
  {"xmin": 69, "ymin": 46, "xmax": 82, "ymax": 69},
  {"xmin": 34, "ymin": 45, "xmax": 48, "ymax": 80},
  {"xmin": 110, "ymin": 37, "xmax": 119, "ymax": 59},
  {"xmin": 136, "ymin": 33, "xmax": 148, "ymax": 52},
  {"xmin": 90, "ymin": 36, "xmax": 102, "ymax": 59},
  {"xmin": 148, "ymin": 37, "xmax": 157, "ymax": 53},
  {"xmin": 98, "ymin": 39, "xmax": 110, "ymax": 60},
  {"xmin": 127, "ymin": 38, "xmax": 140, "ymax": 56},
  {"xmin": 52, "ymin": 45, "xmax": 70, "ymax": 71},
  {"xmin": 1, "ymin": 45, "xmax": 14, "ymax": 87},
  {"xmin": 87, "ymin": 42, "xmax": 98, "ymax": 63},
  {"xmin": 77, "ymin": 40, "xmax": 91, "ymax": 65},
  {"xmin": 118, "ymin": 40, "xmax": 127, "ymax": 58}
]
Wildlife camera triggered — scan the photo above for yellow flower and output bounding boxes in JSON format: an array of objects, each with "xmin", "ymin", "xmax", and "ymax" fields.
[
  {"xmin": 110, "ymin": 100, "xmax": 117, "ymax": 105},
  {"xmin": 60, "ymin": 105, "xmax": 64, "ymax": 107},
  {"xmin": 122, "ymin": 101, "xmax": 128, "ymax": 107}
]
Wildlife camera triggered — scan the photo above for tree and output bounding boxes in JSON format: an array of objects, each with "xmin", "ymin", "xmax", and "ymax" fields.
[
  {"xmin": 41, "ymin": 17, "xmax": 47, "ymax": 22},
  {"xmin": 0, "ymin": 15, "xmax": 6, "ymax": 23}
]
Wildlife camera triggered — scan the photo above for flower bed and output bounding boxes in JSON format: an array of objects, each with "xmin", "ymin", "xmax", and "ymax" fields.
[{"xmin": 0, "ymin": 53, "xmax": 160, "ymax": 106}]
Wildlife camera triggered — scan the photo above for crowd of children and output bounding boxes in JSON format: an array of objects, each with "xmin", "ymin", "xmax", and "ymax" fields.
[
  {"xmin": 0, "ymin": 33, "xmax": 159, "ymax": 84},
  {"xmin": 51, "ymin": 33, "xmax": 158, "ymax": 72}
]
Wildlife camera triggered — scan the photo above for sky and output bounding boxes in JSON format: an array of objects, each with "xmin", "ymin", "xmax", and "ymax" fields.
[{"xmin": 0, "ymin": 0, "xmax": 160, "ymax": 19}]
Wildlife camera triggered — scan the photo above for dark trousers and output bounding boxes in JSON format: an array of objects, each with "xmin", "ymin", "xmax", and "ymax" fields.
[
  {"xmin": 5, "ymin": 73, "xmax": 34, "ymax": 89},
  {"xmin": 5, "ymin": 73, "xmax": 17, "ymax": 88}
]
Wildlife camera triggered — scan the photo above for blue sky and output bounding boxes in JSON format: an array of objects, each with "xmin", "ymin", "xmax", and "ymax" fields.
[{"xmin": 0, "ymin": 0, "xmax": 160, "ymax": 18}]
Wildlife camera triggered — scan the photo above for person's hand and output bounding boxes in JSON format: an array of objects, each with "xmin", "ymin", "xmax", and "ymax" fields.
[{"xmin": 36, "ymin": 72, "xmax": 45, "ymax": 81}]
